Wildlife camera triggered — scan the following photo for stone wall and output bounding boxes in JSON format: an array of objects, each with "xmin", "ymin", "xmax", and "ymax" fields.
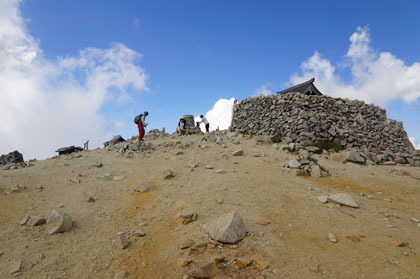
[{"xmin": 230, "ymin": 93, "xmax": 420, "ymax": 165}]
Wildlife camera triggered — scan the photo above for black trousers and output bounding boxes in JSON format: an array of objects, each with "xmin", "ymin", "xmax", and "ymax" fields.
[{"xmin": 205, "ymin": 123, "xmax": 209, "ymax": 132}]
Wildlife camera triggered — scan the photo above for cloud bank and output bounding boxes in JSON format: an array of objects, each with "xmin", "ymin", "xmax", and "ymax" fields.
[
  {"xmin": 290, "ymin": 26, "xmax": 420, "ymax": 105},
  {"xmin": 0, "ymin": 0, "xmax": 148, "ymax": 159},
  {"xmin": 196, "ymin": 98, "xmax": 236, "ymax": 132}
]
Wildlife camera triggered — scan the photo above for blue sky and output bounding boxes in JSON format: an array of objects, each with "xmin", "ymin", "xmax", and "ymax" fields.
[{"xmin": 1, "ymin": 0, "xmax": 420, "ymax": 159}]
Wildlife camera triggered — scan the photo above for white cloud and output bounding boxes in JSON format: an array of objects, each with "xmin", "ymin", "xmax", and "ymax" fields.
[
  {"xmin": 254, "ymin": 83, "xmax": 273, "ymax": 96},
  {"xmin": 195, "ymin": 98, "xmax": 236, "ymax": 132},
  {"xmin": 290, "ymin": 26, "xmax": 420, "ymax": 105},
  {"xmin": 0, "ymin": 0, "xmax": 148, "ymax": 160},
  {"xmin": 409, "ymin": 137, "xmax": 420, "ymax": 150}
]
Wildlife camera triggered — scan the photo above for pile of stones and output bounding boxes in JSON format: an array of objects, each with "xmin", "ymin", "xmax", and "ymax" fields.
[
  {"xmin": 230, "ymin": 93, "xmax": 420, "ymax": 166},
  {"xmin": 107, "ymin": 138, "xmax": 155, "ymax": 157},
  {"xmin": 2, "ymin": 161, "xmax": 34, "ymax": 171},
  {"xmin": 182, "ymin": 114, "xmax": 203, "ymax": 135},
  {"xmin": 283, "ymin": 146, "xmax": 330, "ymax": 177},
  {"xmin": 144, "ymin": 129, "xmax": 169, "ymax": 139}
]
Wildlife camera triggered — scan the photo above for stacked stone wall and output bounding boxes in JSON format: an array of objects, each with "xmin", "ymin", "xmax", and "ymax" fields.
[{"xmin": 230, "ymin": 93, "xmax": 420, "ymax": 165}]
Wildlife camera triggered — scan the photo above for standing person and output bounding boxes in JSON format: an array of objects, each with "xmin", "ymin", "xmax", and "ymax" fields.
[
  {"xmin": 134, "ymin": 111, "xmax": 148, "ymax": 141},
  {"xmin": 197, "ymin": 115, "xmax": 210, "ymax": 132}
]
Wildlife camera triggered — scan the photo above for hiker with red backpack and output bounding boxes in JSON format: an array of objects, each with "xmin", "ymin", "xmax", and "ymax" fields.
[{"xmin": 134, "ymin": 111, "xmax": 149, "ymax": 141}]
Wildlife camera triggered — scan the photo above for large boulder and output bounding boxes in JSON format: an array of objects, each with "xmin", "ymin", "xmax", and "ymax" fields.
[
  {"xmin": 46, "ymin": 210, "xmax": 73, "ymax": 234},
  {"xmin": 203, "ymin": 211, "xmax": 247, "ymax": 243},
  {"xmin": 0, "ymin": 151, "xmax": 24, "ymax": 166}
]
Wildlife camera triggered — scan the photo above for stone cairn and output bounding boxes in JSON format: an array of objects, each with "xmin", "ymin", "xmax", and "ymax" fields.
[
  {"xmin": 182, "ymin": 115, "xmax": 203, "ymax": 134},
  {"xmin": 230, "ymin": 92, "xmax": 420, "ymax": 166}
]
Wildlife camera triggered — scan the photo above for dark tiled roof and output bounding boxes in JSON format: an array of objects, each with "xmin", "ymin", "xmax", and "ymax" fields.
[{"xmin": 276, "ymin": 78, "xmax": 322, "ymax": 95}]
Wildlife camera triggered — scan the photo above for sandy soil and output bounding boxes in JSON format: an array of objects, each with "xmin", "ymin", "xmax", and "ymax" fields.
[{"xmin": 1, "ymin": 133, "xmax": 419, "ymax": 279}]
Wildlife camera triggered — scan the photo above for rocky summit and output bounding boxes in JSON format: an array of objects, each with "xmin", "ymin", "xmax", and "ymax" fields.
[{"xmin": 0, "ymin": 129, "xmax": 419, "ymax": 279}]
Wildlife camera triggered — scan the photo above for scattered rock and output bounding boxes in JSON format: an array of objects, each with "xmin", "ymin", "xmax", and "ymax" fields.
[
  {"xmin": 203, "ymin": 211, "xmax": 247, "ymax": 243},
  {"xmin": 179, "ymin": 239, "xmax": 195, "ymax": 249},
  {"xmin": 255, "ymin": 220, "xmax": 271, "ymax": 226},
  {"xmin": 255, "ymin": 259, "xmax": 269, "ymax": 271},
  {"xmin": 134, "ymin": 228, "xmax": 146, "ymax": 237},
  {"xmin": 317, "ymin": 196, "xmax": 328, "ymax": 203},
  {"xmin": 234, "ymin": 258, "xmax": 252, "ymax": 270},
  {"xmin": 20, "ymin": 215, "xmax": 30, "ymax": 225},
  {"xmin": 10, "ymin": 184, "xmax": 25, "ymax": 193},
  {"xmin": 27, "ymin": 216, "xmax": 46, "ymax": 226},
  {"xmin": 163, "ymin": 170, "xmax": 175, "ymax": 179},
  {"xmin": 309, "ymin": 264, "xmax": 321, "ymax": 273},
  {"xmin": 87, "ymin": 196, "xmax": 96, "ymax": 202},
  {"xmin": 216, "ymin": 169, "xmax": 225, "ymax": 174},
  {"xmin": 114, "ymin": 232, "xmax": 129, "ymax": 249},
  {"xmin": 9, "ymin": 259, "xmax": 22, "ymax": 274},
  {"xmin": 175, "ymin": 150, "xmax": 184, "ymax": 155},
  {"xmin": 135, "ymin": 182, "xmax": 155, "ymax": 192},
  {"xmin": 328, "ymin": 193, "xmax": 359, "ymax": 208},
  {"xmin": 328, "ymin": 233, "xmax": 337, "ymax": 243},
  {"xmin": 96, "ymin": 162, "xmax": 103, "ymax": 168},
  {"xmin": 176, "ymin": 212, "xmax": 198, "ymax": 225},
  {"xmin": 187, "ymin": 261, "xmax": 218, "ymax": 278},
  {"xmin": 205, "ymin": 165, "xmax": 214, "ymax": 169},
  {"xmin": 391, "ymin": 240, "xmax": 406, "ymax": 247},
  {"xmin": 177, "ymin": 258, "xmax": 192, "ymax": 267},
  {"xmin": 410, "ymin": 218, "xmax": 420, "ymax": 223},
  {"xmin": 46, "ymin": 210, "xmax": 73, "ymax": 234},
  {"xmin": 345, "ymin": 235, "xmax": 361, "ymax": 242},
  {"xmin": 232, "ymin": 149, "xmax": 244, "ymax": 156}
]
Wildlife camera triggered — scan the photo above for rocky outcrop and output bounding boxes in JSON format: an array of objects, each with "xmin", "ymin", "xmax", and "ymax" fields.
[
  {"xmin": 103, "ymin": 135, "xmax": 126, "ymax": 148},
  {"xmin": 0, "ymin": 151, "xmax": 24, "ymax": 166},
  {"xmin": 230, "ymin": 93, "xmax": 420, "ymax": 165}
]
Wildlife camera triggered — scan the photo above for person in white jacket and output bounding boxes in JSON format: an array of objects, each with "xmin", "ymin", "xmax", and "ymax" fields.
[{"xmin": 197, "ymin": 115, "xmax": 210, "ymax": 132}]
